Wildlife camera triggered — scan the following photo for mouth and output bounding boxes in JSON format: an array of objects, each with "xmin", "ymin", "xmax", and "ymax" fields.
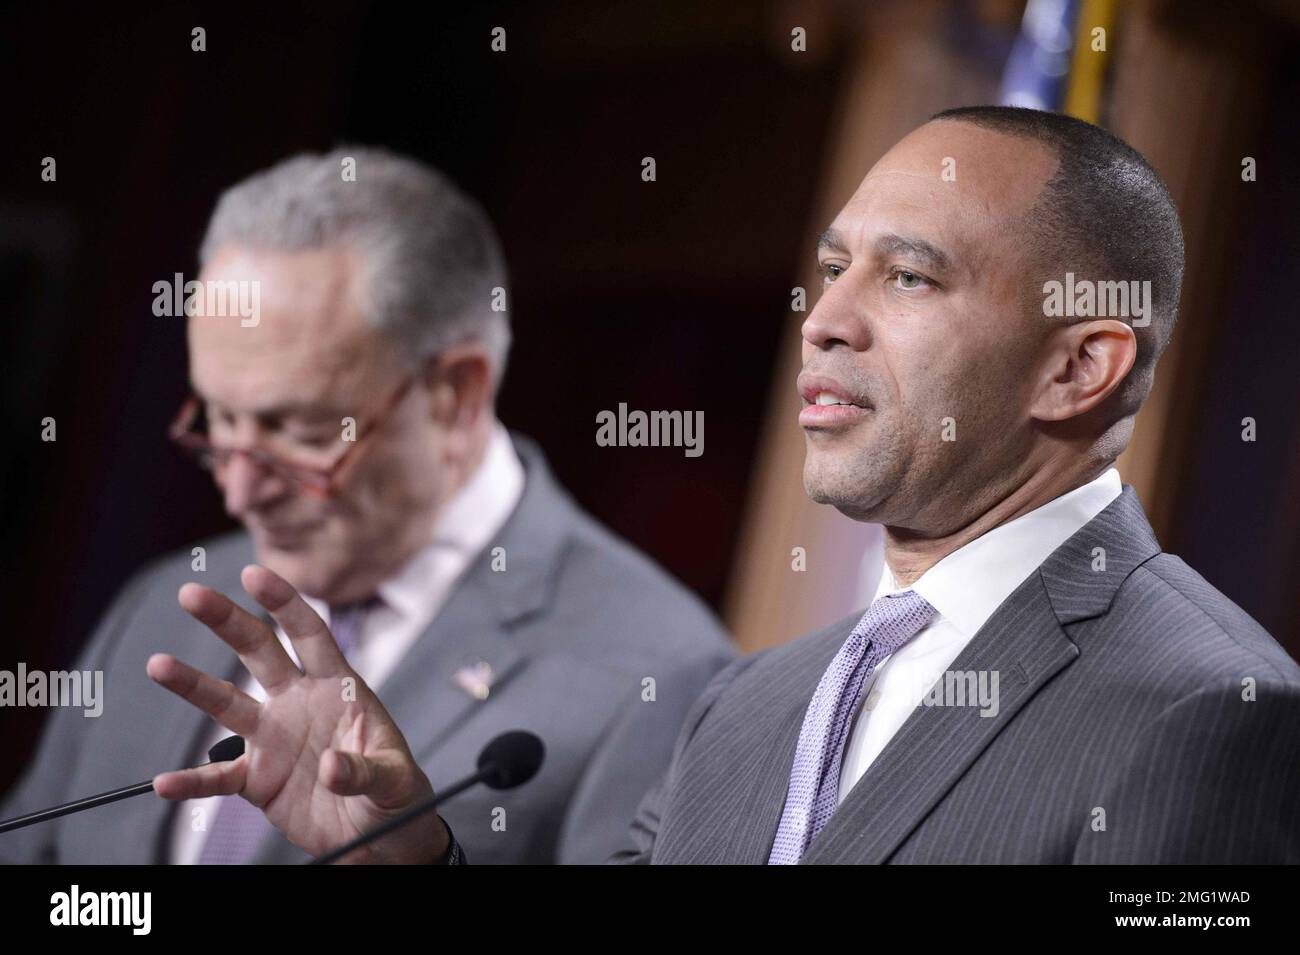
[
  {"xmin": 252, "ymin": 522, "xmax": 319, "ymax": 546},
  {"xmin": 797, "ymin": 375, "xmax": 874, "ymax": 430}
]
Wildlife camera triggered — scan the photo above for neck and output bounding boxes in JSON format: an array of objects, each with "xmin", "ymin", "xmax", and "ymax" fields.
[
  {"xmin": 451, "ymin": 416, "xmax": 495, "ymax": 494},
  {"xmin": 419, "ymin": 414, "xmax": 495, "ymax": 534},
  {"xmin": 883, "ymin": 460, "xmax": 1111, "ymax": 587},
  {"xmin": 367, "ymin": 418, "xmax": 498, "ymax": 592}
]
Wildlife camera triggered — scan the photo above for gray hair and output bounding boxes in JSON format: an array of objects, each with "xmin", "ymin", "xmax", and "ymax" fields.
[{"xmin": 199, "ymin": 146, "xmax": 511, "ymax": 383}]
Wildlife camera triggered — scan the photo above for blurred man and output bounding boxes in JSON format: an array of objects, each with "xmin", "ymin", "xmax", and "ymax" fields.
[
  {"xmin": 115, "ymin": 108, "xmax": 1299, "ymax": 866},
  {"xmin": 0, "ymin": 147, "xmax": 732, "ymax": 864}
]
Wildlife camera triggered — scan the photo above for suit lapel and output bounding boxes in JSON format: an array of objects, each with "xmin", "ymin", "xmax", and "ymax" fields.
[
  {"xmin": 727, "ymin": 699, "xmax": 813, "ymax": 863},
  {"xmin": 728, "ymin": 621, "xmax": 865, "ymax": 864},
  {"xmin": 657, "ymin": 616, "xmax": 854, "ymax": 864},
  {"xmin": 375, "ymin": 569, "xmax": 528, "ymax": 767},
  {"xmin": 247, "ymin": 434, "xmax": 574, "ymax": 864},
  {"xmin": 379, "ymin": 434, "xmax": 573, "ymax": 768},
  {"xmin": 800, "ymin": 571, "xmax": 1077, "ymax": 864},
  {"xmin": 799, "ymin": 484, "xmax": 1162, "ymax": 864}
]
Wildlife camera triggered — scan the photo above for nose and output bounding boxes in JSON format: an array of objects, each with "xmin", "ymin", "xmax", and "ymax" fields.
[
  {"xmin": 216, "ymin": 451, "xmax": 288, "ymax": 517},
  {"xmin": 801, "ymin": 279, "xmax": 872, "ymax": 353}
]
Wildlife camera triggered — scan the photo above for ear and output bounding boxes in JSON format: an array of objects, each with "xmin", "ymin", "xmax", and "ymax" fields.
[
  {"xmin": 1029, "ymin": 320, "xmax": 1137, "ymax": 423},
  {"xmin": 424, "ymin": 343, "xmax": 495, "ymax": 437}
]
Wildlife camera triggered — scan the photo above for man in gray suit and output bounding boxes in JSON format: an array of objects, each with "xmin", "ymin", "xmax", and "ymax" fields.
[
  {"xmin": 47, "ymin": 108, "xmax": 1296, "ymax": 867},
  {"xmin": 0, "ymin": 147, "xmax": 732, "ymax": 864},
  {"xmin": 613, "ymin": 107, "xmax": 1300, "ymax": 863}
]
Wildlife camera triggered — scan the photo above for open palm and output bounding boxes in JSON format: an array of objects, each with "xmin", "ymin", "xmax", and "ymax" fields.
[{"xmin": 147, "ymin": 564, "xmax": 446, "ymax": 864}]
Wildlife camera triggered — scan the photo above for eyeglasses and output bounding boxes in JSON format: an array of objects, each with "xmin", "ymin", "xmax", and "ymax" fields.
[{"xmin": 168, "ymin": 376, "xmax": 417, "ymax": 498}]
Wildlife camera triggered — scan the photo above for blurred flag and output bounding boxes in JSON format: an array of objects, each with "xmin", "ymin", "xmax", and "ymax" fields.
[
  {"xmin": 1062, "ymin": 0, "xmax": 1116, "ymax": 123},
  {"xmin": 998, "ymin": 0, "xmax": 1080, "ymax": 110}
]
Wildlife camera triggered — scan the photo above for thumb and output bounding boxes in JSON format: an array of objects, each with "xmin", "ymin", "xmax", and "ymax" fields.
[{"xmin": 320, "ymin": 748, "xmax": 418, "ymax": 808}]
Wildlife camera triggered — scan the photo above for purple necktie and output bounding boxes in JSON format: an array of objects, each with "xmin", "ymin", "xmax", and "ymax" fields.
[
  {"xmin": 195, "ymin": 600, "xmax": 374, "ymax": 864},
  {"xmin": 768, "ymin": 589, "xmax": 935, "ymax": 865}
]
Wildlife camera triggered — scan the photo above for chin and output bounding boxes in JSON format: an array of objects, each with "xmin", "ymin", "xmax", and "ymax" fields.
[
  {"xmin": 803, "ymin": 444, "xmax": 853, "ymax": 500},
  {"xmin": 803, "ymin": 457, "xmax": 891, "ymax": 523},
  {"xmin": 804, "ymin": 468, "xmax": 855, "ymax": 513},
  {"xmin": 254, "ymin": 548, "xmax": 333, "ymax": 599}
]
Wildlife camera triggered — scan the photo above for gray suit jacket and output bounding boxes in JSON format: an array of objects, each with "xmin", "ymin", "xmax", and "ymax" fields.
[
  {"xmin": 0, "ymin": 435, "xmax": 734, "ymax": 864},
  {"xmin": 615, "ymin": 485, "xmax": 1300, "ymax": 863}
]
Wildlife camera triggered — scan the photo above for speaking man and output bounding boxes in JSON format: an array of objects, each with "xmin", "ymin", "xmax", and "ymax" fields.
[
  {"xmin": 0, "ymin": 147, "xmax": 733, "ymax": 865},
  {"xmin": 618, "ymin": 107, "xmax": 1300, "ymax": 863},
  {"xmin": 68, "ymin": 108, "xmax": 1299, "ymax": 865}
]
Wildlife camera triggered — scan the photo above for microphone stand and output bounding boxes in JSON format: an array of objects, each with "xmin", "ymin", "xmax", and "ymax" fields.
[
  {"xmin": 0, "ymin": 735, "xmax": 246, "ymax": 834},
  {"xmin": 310, "ymin": 765, "xmax": 493, "ymax": 865}
]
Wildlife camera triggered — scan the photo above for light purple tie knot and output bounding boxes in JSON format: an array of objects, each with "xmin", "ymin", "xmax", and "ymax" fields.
[{"xmin": 328, "ymin": 598, "xmax": 377, "ymax": 659}]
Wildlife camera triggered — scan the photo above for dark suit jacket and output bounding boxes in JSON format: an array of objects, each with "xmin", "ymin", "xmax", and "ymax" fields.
[
  {"xmin": 615, "ymin": 485, "xmax": 1300, "ymax": 863},
  {"xmin": 1, "ymin": 435, "xmax": 734, "ymax": 864}
]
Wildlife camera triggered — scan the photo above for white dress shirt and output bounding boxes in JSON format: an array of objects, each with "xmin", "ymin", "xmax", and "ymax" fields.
[
  {"xmin": 170, "ymin": 424, "xmax": 525, "ymax": 863},
  {"xmin": 836, "ymin": 467, "xmax": 1122, "ymax": 804}
]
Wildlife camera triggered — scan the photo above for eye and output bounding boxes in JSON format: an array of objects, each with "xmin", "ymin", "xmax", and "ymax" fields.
[
  {"xmin": 204, "ymin": 404, "xmax": 237, "ymax": 436},
  {"xmin": 819, "ymin": 261, "xmax": 847, "ymax": 283},
  {"xmin": 891, "ymin": 267, "xmax": 931, "ymax": 291},
  {"xmin": 291, "ymin": 428, "xmax": 338, "ymax": 449}
]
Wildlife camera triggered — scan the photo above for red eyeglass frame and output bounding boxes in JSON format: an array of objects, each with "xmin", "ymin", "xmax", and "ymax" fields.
[{"xmin": 168, "ymin": 375, "xmax": 417, "ymax": 498}]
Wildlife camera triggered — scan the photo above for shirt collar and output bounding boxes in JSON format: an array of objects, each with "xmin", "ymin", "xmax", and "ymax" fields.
[
  {"xmin": 872, "ymin": 468, "xmax": 1122, "ymax": 639},
  {"xmin": 377, "ymin": 423, "xmax": 524, "ymax": 623}
]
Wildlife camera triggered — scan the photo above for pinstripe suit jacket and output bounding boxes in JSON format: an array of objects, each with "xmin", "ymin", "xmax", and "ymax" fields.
[{"xmin": 614, "ymin": 485, "xmax": 1300, "ymax": 863}]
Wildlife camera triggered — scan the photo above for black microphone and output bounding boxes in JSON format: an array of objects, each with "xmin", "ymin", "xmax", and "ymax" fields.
[
  {"xmin": 311, "ymin": 730, "xmax": 544, "ymax": 865},
  {"xmin": 0, "ymin": 735, "xmax": 246, "ymax": 834}
]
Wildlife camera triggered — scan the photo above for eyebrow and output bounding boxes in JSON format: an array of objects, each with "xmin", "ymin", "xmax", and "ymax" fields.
[
  {"xmin": 197, "ymin": 392, "xmax": 332, "ymax": 422},
  {"xmin": 817, "ymin": 228, "xmax": 954, "ymax": 273},
  {"xmin": 816, "ymin": 227, "xmax": 852, "ymax": 256}
]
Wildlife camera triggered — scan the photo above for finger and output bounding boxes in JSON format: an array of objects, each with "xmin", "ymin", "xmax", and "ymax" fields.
[
  {"xmin": 320, "ymin": 749, "xmax": 421, "ymax": 810},
  {"xmin": 146, "ymin": 652, "xmax": 261, "ymax": 737},
  {"xmin": 177, "ymin": 582, "xmax": 301, "ymax": 695},
  {"xmin": 241, "ymin": 564, "xmax": 349, "ymax": 678},
  {"xmin": 153, "ymin": 755, "xmax": 247, "ymax": 801}
]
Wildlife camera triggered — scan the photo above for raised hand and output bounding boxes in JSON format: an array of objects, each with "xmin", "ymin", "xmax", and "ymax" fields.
[{"xmin": 147, "ymin": 564, "xmax": 448, "ymax": 864}]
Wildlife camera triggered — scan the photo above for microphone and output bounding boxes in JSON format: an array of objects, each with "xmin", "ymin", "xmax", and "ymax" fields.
[
  {"xmin": 311, "ymin": 730, "xmax": 544, "ymax": 864},
  {"xmin": 0, "ymin": 735, "xmax": 246, "ymax": 834}
]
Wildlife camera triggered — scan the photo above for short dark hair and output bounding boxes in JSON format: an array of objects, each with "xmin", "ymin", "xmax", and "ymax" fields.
[{"xmin": 930, "ymin": 105, "xmax": 1185, "ymax": 417}]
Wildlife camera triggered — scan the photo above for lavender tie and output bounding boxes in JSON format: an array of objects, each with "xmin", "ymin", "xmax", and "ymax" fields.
[
  {"xmin": 768, "ymin": 589, "xmax": 935, "ymax": 865},
  {"xmin": 196, "ymin": 600, "xmax": 373, "ymax": 865}
]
